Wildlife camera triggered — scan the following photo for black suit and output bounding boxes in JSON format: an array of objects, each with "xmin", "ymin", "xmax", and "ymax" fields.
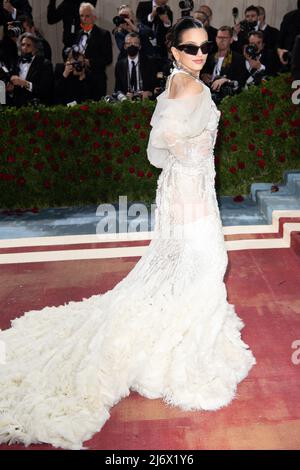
[
  {"xmin": 77, "ymin": 25, "xmax": 112, "ymax": 100},
  {"xmin": 54, "ymin": 63, "xmax": 90, "ymax": 105},
  {"xmin": 115, "ymin": 54, "xmax": 158, "ymax": 96},
  {"xmin": 260, "ymin": 25, "xmax": 280, "ymax": 51},
  {"xmin": 202, "ymin": 50, "xmax": 248, "ymax": 90},
  {"xmin": 0, "ymin": 0, "xmax": 32, "ymax": 25},
  {"xmin": 278, "ymin": 8, "xmax": 300, "ymax": 51},
  {"xmin": 136, "ymin": 1, "xmax": 173, "ymax": 58},
  {"xmin": 9, "ymin": 55, "xmax": 54, "ymax": 107},
  {"xmin": 245, "ymin": 47, "xmax": 280, "ymax": 80},
  {"xmin": 207, "ymin": 25, "xmax": 218, "ymax": 53},
  {"xmin": 47, "ymin": 0, "xmax": 98, "ymax": 47}
]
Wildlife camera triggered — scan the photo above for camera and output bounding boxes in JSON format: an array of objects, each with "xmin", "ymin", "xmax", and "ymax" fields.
[
  {"xmin": 156, "ymin": 5, "xmax": 169, "ymax": 15},
  {"xmin": 113, "ymin": 14, "xmax": 129, "ymax": 27},
  {"xmin": 282, "ymin": 50, "xmax": 292, "ymax": 64},
  {"xmin": 63, "ymin": 44, "xmax": 85, "ymax": 72},
  {"xmin": 245, "ymin": 44, "xmax": 259, "ymax": 60},
  {"xmin": 104, "ymin": 91, "xmax": 128, "ymax": 103},
  {"xmin": 179, "ymin": 0, "xmax": 194, "ymax": 17},
  {"xmin": 239, "ymin": 19, "xmax": 257, "ymax": 34},
  {"xmin": 210, "ymin": 76, "xmax": 239, "ymax": 105},
  {"xmin": 7, "ymin": 21, "xmax": 24, "ymax": 39}
]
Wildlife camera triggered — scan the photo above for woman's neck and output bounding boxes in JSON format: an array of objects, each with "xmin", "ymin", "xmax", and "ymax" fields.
[{"xmin": 175, "ymin": 63, "xmax": 200, "ymax": 79}]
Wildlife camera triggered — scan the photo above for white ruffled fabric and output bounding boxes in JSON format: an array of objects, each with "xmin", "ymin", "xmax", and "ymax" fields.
[{"xmin": 0, "ymin": 68, "xmax": 255, "ymax": 450}]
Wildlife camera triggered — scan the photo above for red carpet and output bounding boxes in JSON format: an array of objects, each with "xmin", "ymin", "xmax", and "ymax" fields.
[{"xmin": 0, "ymin": 238, "xmax": 300, "ymax": 450}]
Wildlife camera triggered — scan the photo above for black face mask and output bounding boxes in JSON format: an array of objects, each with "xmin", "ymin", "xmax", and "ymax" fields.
[{"xmin": 127, "ymin": 45, "xmax": 139, "ymax": 57}]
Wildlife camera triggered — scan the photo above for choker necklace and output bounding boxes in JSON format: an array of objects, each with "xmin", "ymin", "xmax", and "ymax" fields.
[{"xmin": 173, "ymin": 62, "xmax": 201, "ymax": 82}]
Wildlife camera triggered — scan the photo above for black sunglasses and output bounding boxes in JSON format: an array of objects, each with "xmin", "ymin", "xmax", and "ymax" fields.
[{"xmin": 176, "ymin": 41, "xmax": 213, "ymax": 55}]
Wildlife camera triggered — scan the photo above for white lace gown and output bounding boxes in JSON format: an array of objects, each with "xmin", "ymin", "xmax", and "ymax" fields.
[{"xmin": 0, "ymin": 68, "xmax": 255, "ymax": 450}]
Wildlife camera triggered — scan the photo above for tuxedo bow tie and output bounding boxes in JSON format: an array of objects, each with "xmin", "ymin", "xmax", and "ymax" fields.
[{"xmin": 20, "ymin": 56, "xmax": 33, "ymax": 64}]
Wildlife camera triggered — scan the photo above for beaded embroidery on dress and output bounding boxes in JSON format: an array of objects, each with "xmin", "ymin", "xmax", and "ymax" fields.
[{"xmin": 0, "ymin": 67, "xmax": 255, "ymax": 450}]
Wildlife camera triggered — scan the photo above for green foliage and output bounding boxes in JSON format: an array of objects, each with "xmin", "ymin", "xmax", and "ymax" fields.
[
  {"xmin": 0, "ymin": 74, "xmax": 299, "ymax": 209},
  {"xmin": 217, "ymin": 73, "xmax": 300, "ymax": 196}
]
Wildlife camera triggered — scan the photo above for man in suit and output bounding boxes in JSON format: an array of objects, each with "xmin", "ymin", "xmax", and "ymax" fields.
[
  {"xmin": 257, "ymin": 6, "xmax": 279, "ymax": 52},
  {"xmin": 197, "ymin": 5, "xmax": 218, "ymax": 50},
  {"xmin": 47, "ymin": 0, "xmax": 97, "ymax": 49},
  {"xmin": 76, "ymin": 2, "xmax": 112, "ymax": 100},
  {"xmin": 0, "ymin": 0, "xmax": 32, "ymax": 25},
  {"xmin": 232, "ymin": 5, "xmax": 260, "ymax": 54},
  {"xmin": 114, "ymin": 32, "xmax": 158, "ymax": 100},
  {"xmin": 244, "ymin": 31, "xmax": 280, "ymax": 86},
  {"xmin": 6, "ymin": 32, "xmax": 54, "ymax": 106},
  {"xmin": 136, "ymin": 0, "xmax": 173, "ymax": 59},
  {"xmin": 277, "ymin": 0, "xmax": 300, "ymax": 66},
  {"xmin": 19, "ymin": 15, "xmax": 52, "ymax": 61},
  {"xmin": 201, "ymin": 26, "xmax": 248, "ymax": 94}
]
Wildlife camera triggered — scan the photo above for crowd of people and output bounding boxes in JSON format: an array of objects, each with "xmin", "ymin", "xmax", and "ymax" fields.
[{"xmin": 0, "ymin": 0, "xmax": 299, "ymax": 107}]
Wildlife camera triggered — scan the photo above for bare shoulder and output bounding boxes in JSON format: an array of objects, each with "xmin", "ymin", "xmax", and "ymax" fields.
[{"xmin": 168, "ymin": 73, "xmax": 204, "ymax": 100}]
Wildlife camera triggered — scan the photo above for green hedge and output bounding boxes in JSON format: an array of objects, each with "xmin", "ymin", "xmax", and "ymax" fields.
[{"xmin": 0, "ymin": 73, "xmax": 299, "ymax": 209}]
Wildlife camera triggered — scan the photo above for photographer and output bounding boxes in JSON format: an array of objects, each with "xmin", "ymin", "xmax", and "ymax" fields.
[
  {"xmin": 19, "ymin": 15, "xmax": 52, "ymax": 61},
  {"xmin": 196, "ymin": 5, "xmax": 218, "ymax": 50},
  {"xmin": 257, "ymin": 6, "xmax": 279, "ymax": 52},
  {"xmin": 277, "ymin": 0, "xmax": 300, "ymax": 69},
  {"xmin": 0, "ymin": 0, "xmax": 32, "ymax": 26},
  {"xmin": 54, "ymin": 46, "xmax": 90, "ymax": 105},
  {"xmin": 244, "ymin": 31, "xmax": 280, "ymax": 87},
  {"xmin": 76, "ymin": 2, "xmax": 112, "ymax": 100},
  {"xmin": 201, "ymin": 26, "xmax": 248, "ymax": 104},
  {"xmin": 232, "ymin": 5, "xmax": 260, "ymax": 54},
  {"xmin": 114, "ymin": 32, "xmax": 158, "ymax": 101},
  {"xmin": 47, "ymin": 0, "xmax": 97, "ymax": 49},
  {"xmin": 113, "ymin": 5, "xmax": 155, "ymax": 60},
  {"xmin": 6, "ymin": 32, "xmax": 54, "ymax": 107},
  {"xmin": 136, "ymin": 0, "xmax": 173, "ymax": 59}
]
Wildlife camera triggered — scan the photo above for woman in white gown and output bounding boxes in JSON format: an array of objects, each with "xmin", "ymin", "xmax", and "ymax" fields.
[{"xmin": 0, "ymin": 18, "xmax": 255, "ymax": 450}]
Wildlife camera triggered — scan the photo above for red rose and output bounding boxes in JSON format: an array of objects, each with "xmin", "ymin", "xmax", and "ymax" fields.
[
  {"xmin": 134, "ymin": 123, "xmax": 141, "ymax": 129},
  {"xmin": 132, "ymin": 145, "xmax": 140, "ymax": 153},
  {"xmin": 17, "ymin": 177, "xmax": 26, "ymax": 186},
  {"xmin": 93, "ymin": 141, "xmax": 101, "ymax": 149},
  {"xmin": 238, "ymin": 162, "xmax": 246, "ymax": 170},
  {"xmin": 129, "ymin": 167, "xmax": 135, "ymax": 174},
  {"xmin": 233, "ymin": 195, "xmax": 244, "ymax": 203},
  {"xmin": 278, "ymin": 154, "xmax": 286, "ymax": 163},
  {"xmin": 42, "ymin": 118, "xmax": 49, "ymax": 127},
  {"xmin": 275, "ymin": 118, "xmax": 283, "ymax": 126},
  {"xmin": 230, "ymin": 106, "xmax": 238, "ymax": 114},
  {"xmin": 147, "ymin": 171, "xmax": 153, "ymax": 178},
  {"xmin": 248, "ymin": 143, "xmax": 256, "ymax": 151},
  {"xmin": 80, "ymin": 105, "xmax": 89, "ymax": 111},
  {"xmin": 34, "ymin": 162, "xmax": 45, "ymax": 172},
  {"xmin": 265, "ymin": 129, "xmax": 274, "ymax": 136},
  {"xmin": 279, "ymin": 131, "xmax": 288, "ymax": 139},
  {"xmin": 105, "ymin": 166, "xmax": 113, "ymax": 174},
  {"xmin": 7, "ymin": 155, "xmax": 16, "ymax": 163},
  {"xmin": 29, "ymin": 137, "xmax": 37, "ymax": 145},
  {"xmin": 261, "ymin": 87, "xmax": 268, "ymax": 95},
  {"xmin": 44, "ymin": 180, "xmax": 52, "ymax": 189},
  {"xmin": 258, "ymin": 159, "xmax": 266, "ymax": 169},
  {"xmin": 262, "ymin": 109, "xmax": 269, "ymax": 118},
  {"xmin": 114, "ymin": 118, "xmax": 121, "ymax": 125},
  {"xmin": 93, "ymin": 156, "xmax": 100, "ymax": 165},
  {"xmin": 124, "ymin": 149, "xmax": 131, "ymax": 158},
  {"xmin": 268, "ymin": 103, "xmax": 275, "ymax": 111},
  {"xmin": 231, "ymin": 144, "xmax": 238, "ymax": 152},
  {"xmin": 37, "ymin": 130, "xmax": 45, "ymax": 138},
  {"xmin": 72, "ymin": 129, "xmax": 80, "ymax": 137},
  {"xmin": 223, "ymin": 119, "xmax": 230, "ymax": 127},
  {"xmin": 54, "ymin": 120, "xmax": 62, "ymax": 128},
  {"xmin": 45, "ymin": 144, "xmax": 52, "ymax": 152},
  {"xmin": 140, "ymin": 131, "xmax": 147, "ymax": 139},
  {"xmin": 257, "ymin": 149, "xmax": 264, "ymax": 157},
  {"xmin": 16, "ymin": 146, "xmax": 25, "ymax": 154},
  {"xmin": 137, "ymin": 170, "xmax": 145, "ymax": 177},
  {"xmin": 95, "ymin": 169, "xmax": 101, "ymax": 177},
  {"xmin": 108, "ymin": 132, "xmax": 114, "ymax": 139},
  {"xmin": 229, "ymin": 167, "xmax": 237, "ymax": 174}
]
